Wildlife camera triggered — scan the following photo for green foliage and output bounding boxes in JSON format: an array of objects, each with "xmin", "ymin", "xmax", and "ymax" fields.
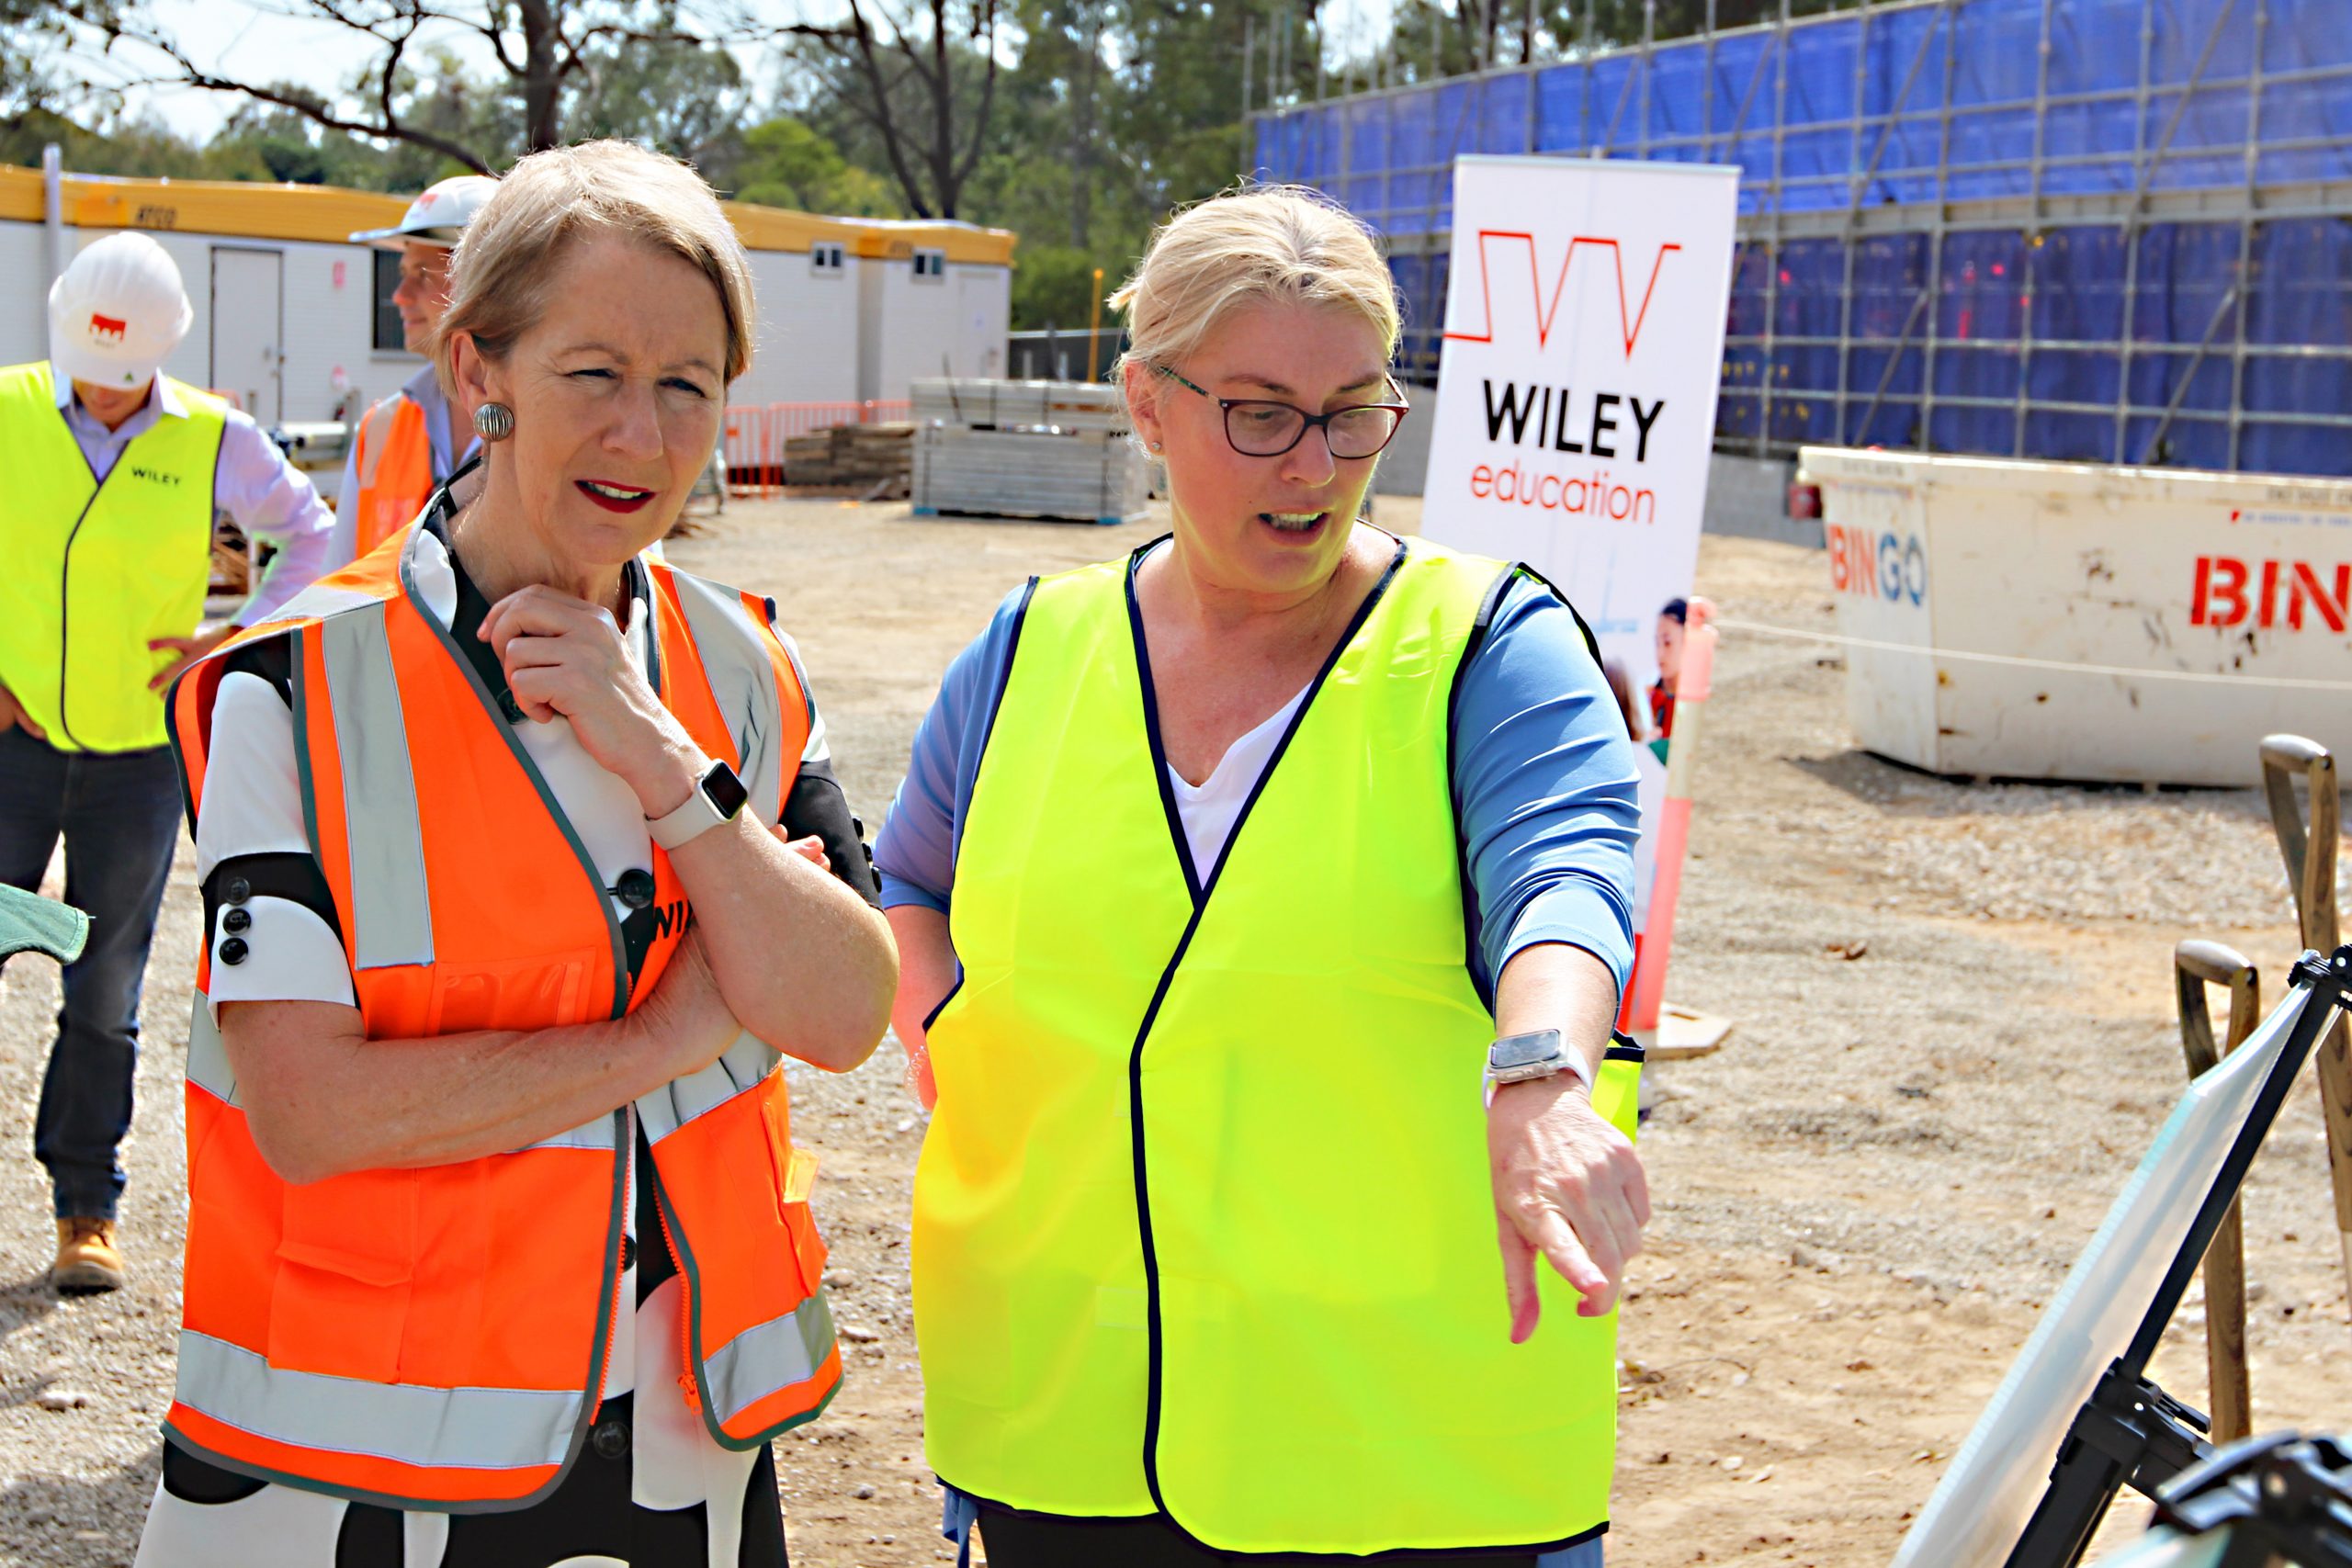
[
  {"xmin": 206, "ymin": 97, "xmax": 404, "ymax": 187},
  {"xmin": 775, "ymin": 12, "xmax": 1007, "ymax": 220},
  {"xmin": 7, "ymin": 0, "xmax": 1848, "ymax": 337},
  {"xmin": 0, "ymin": 0, "xmax": 84, "ymax": 119},
  {"xmin": 734, "ymin": 117, "xmax": 904, "ymax": 217},
  {"xmin": 1009, "ymin": 243, "xmax": 1112, "ymax": 333},
  {"xmin": 0, "ymin": 106, "xmax": 209, "ymax": 176},
  {"xmin": 571, "ymin": 16, "xmax": 753, "ymax": 186}
]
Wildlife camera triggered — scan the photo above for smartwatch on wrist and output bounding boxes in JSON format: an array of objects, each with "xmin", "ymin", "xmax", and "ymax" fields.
[
  {"xmin": 1483, "ymin": 1027, "xmax": 1595, "ymax": 1105},
  {"xmin": 647, "ymin": 759, "xmax": 748, "ymax": 851}
]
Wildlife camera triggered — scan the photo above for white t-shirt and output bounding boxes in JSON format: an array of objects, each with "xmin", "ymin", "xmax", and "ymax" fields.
[
  {"xmin": 141, "ymin": 525, "xmax": 797, "ymax": 1568},
  {"xmin": 1166, "ymin": 683, "xmax": 1311, "ymax": 879}
]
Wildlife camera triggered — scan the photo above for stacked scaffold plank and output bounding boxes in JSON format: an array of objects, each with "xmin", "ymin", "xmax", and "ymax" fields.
[
  {"xmin": 783, "ymin": 423, "xmax": 914, "ymax": 497},
  {"xmin": 909, "ymin": 378, "xmax": 1149, "ymax": 526}
]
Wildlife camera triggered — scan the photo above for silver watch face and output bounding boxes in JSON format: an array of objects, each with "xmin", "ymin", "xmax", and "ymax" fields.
[{"xmin": 1489, "ymin": 1030, "xmax": 1565, "ymax": 1070}]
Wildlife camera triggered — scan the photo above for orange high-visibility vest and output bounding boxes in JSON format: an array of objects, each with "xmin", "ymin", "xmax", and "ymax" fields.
[
  {"xmin": 347, "ymin": 393, "xmax": 435, "ymax": 558},
  {"xmin": 163, "ymin": 520, "xmax": 841, "ymax": 1512}
]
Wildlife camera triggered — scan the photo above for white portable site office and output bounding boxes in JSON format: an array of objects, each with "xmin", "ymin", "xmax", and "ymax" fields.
[
  {"xmin": 852, "ymin": 218, "xmax": 1015, "ymax": 400},
  {"xmin": 3, "ymin": 162, "xmax": 1014, "ymax": 437},
  {"xmin": 2, "ymin": 164, "xmax": 409, "ymax": 429}
]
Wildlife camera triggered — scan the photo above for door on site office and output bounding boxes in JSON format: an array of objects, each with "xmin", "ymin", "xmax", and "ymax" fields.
[
  {"xmin": 209, "ymin": 246, "xmax": 283, "ymax": 426},
  {"xmin": 958, "ymin": 270, "xmax": 1003, "ymax": 379}
]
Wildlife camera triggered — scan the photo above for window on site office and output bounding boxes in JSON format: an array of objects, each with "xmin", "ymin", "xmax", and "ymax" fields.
[
  {"xmin": 371, "ymin": 249, "xmax": 407, "ymax": 353},
  {"xmin": 913, "ymin": 248, "xmax": 946, "ymax": 282}
]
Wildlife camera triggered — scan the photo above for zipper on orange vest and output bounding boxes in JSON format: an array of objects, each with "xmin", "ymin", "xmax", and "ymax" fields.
[
  {"xmin": 590, "ymin": 1224, "xmax": 623, "ymax": 1426},
  {"xmin": 590, "ymin": 1112, "xmax": 632, "ymax": 1427},
  {"xmin": 652, "ymin": 1177, "xmax": 701, "ymax": 1415}
]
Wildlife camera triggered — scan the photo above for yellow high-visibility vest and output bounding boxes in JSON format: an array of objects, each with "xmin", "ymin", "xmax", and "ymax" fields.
[
  {"xmin": 0, "ymin": 361, "xmax": 225, "ymax": 752},
  {"xmin": 914, "ymin": 535, "xmax": 1639, "ymax": 1556}
]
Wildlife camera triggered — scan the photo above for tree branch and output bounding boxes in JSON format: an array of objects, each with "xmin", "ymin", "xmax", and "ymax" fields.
[
  {"xmin": 947, "ymin": 0, "xmax": 999, "ymax": 199},
  {"xmin": 842, "ymin": 0, "xmax": 935, "ymax": 216},
  {"xmin": 87, "ymin": 10, "xmax": 494, "ymax": 171}
]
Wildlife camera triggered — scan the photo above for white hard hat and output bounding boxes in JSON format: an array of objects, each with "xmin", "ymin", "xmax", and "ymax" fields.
[
  {"xmin": 47, "ymin": 231, "xmax": 192, "ymax": 392},
  {"xmin": 348, "ymin": 175, "xmax": 500, "ymax": 249}
]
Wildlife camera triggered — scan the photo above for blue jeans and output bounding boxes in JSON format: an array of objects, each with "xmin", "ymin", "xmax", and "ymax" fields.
[{"xmin": 0, "ymin": 728, "xmax": 183, "ymax": 1220}]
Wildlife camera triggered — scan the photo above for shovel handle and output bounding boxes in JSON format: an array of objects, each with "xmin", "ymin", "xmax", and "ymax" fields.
[{"xmin": 2176, "ymin": 940, "xmax": 2256, "ymax": 1446}]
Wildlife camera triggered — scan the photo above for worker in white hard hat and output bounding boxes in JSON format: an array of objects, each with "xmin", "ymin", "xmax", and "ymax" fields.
[
  {"xmin": 332, "ymin": 174, "xmax": 500, "ymax": 564},
  {"xmin": 0, "ymin": 231, "xmax": 334, "ymax": 1294}
]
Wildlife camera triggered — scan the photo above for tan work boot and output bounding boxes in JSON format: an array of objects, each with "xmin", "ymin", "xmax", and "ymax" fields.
[{"xmin": 52, "ymin": 1217, "xmax": 126, "ymax": 1295}]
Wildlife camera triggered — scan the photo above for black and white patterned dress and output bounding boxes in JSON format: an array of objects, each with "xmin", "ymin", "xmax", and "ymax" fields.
[{"xmin": 137, "ymin": 515, "xmax": 878, "ymax": 1568}]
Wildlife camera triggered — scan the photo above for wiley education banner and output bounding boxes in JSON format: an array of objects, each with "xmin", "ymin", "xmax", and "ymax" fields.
[{"xmin": 1422, "ymin": 154, "xmax": 1738, "ymax": 933}]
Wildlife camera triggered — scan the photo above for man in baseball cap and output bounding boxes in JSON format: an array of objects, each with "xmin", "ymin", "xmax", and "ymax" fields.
[
  {"xmin": 0, "ymin": 231, "xmax": 334, "ymax": 1292},
  {"xmin": 332, "ymin": 174, "xmax": 499, "ymax": 564}
]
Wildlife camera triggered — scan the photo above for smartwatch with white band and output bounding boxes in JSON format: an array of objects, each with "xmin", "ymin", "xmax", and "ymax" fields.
[
  {"xmin": 647, "ymin": 759, "xmax": 749, "ymax": 851},
  {"xmin": 1482, "ymin": 1027, "xmax": 1596, "ymax": 1105}
]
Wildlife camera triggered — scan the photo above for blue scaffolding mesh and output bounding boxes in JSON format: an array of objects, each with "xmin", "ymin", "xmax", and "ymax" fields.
[{"xmin": 1250, "ymin": 0, "xmax": 2352, "ymax": 478}]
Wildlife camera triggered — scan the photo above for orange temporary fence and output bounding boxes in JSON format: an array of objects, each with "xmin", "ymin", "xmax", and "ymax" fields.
[{"xmin": 723, "ymin": 400, "xmax": 911, "ymax": 498}]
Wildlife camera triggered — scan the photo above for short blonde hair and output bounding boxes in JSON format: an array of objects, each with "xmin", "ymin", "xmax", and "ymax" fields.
[
  {"xmin": 435, "ymin": 141, "xmax": 756, "ymax": 395},
  {"xmin": 1109, "ymin": 186, "xmax": 1400, "ymax": 378}
]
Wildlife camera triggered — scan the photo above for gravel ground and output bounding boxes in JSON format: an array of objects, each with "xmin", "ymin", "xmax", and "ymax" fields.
[{"xmin": 0, "ymin": 497, "xmax": 2342, "ymax": 1567}]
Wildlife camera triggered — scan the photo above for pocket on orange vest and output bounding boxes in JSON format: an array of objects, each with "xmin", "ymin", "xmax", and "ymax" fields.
[
  {"xmin": 760, "ymin": 1098, "xmax": 828, "ymax": 1297},
  {"xmin": 422, "ymin": 959, "xmax": 595, "ymax": 1038},
  {"xmin": 268, "ymin": 1173, "xmax": 418, "ymax": 1382}
]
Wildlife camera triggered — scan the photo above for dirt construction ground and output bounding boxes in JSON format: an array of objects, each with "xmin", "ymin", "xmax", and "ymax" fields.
[{"xmin": 2, "ymin": 492, "xmax": 2346, "ymax": 1567}]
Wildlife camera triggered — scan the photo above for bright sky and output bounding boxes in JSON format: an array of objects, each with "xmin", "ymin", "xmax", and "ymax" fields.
[
  {"xmin": 84, "ymin": 0, "xmax": 488, "ymax": 141},
  {"xmin": 88, "ymin": 0, "xmax": 1394, "ymax": 145}
]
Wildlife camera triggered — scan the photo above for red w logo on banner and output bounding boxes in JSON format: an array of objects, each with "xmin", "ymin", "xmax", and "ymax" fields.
[
  {"xmin": 1444, "ymin": 234, "xmax": 1683, "ymax": 357},
  {"xmin": 88, "ymin": 312, "xmax": 128, "ymax": 345}
]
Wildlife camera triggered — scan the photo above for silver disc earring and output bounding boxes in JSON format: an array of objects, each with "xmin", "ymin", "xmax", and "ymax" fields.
[{"xmin": 473, "ymin": 401, "xmax": 515, "ymax": 443}]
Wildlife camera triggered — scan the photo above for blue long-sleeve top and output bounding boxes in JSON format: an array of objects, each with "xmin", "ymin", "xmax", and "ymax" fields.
[{"xmin": 875, "ymin": 541, "xmax": 1644, "ymax": 1007}]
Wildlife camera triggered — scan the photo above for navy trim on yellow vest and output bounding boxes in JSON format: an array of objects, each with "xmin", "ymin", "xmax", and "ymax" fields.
[
  {"xmin": 1444, "ymin": 562, "xmax": 1521, "ymax": 1014},
  {"xmin": 52, "ymin": 464, "xmax": 119, "ymax": 753},
  {"xmin": 1120, "ymin": 534, "xmax": 1408, "ymax": 913},
  {"xmin": 1510, "ymin": 558, "xmax": 1604, "ymax": 667},
  {"xmin": 1122, "ymin": 538, "xmax": 1204, "ymax": 905},
  {"xmin": 54, "ymin": 388, "xmax": 229, "ymax": 750},
  {"xmin": 1125, "ymin": 534, "xmax": 1409, "ymax": 1551},
  {"xmin": 1440, "ymin": 560, "xmax": 1610, "ymax": 1013},
  {"xmin": 952, "ymin": 576, "xmax": 1038, "ymax": 885},
  {"xmin": 942, "ymin": 1495, "xmax": 1609, "ymax": 1561},
  {"xmin": 922, "ymin": 574, "xmax": 1040, "ymax": 1035}
]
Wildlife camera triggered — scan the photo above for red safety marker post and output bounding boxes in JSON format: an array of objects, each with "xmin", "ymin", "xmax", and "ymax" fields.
[{"xmin": 1625, "ymin": 610, "xmax": 1714, "ymax": 1038}]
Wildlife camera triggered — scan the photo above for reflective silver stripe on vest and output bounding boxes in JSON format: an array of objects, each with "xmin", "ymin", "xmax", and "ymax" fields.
[
  {"xmin": 355, "ymin": 396, "xmax": 400, "ymax": 491},
  {"xmin": 319, "ymin": 604, "xmax": 435, "ymax": 969},
  {"xmin": 187, "ymin": 998, "xmax": 237, "ymax": 1105},
  {"xmin": 668, "ymin": 572, "xmax": 786, "ymax": 824},
  {"xmin": 173, "ymin": 1329, "xmax": 582, "ymax": 1472},
  {"xmin": 253, "ymin": 581, "xmax": 394, "ymax": 630},
  {"xmin": 703, "ymin": 1289, "xmax": 837, "ymax": 1427},
  {"xmin": 637, "ymin": 1032, "xmax": 779, "ymax": 1145},
  {"xmin": 514, "ymin": 1111, "xmax": 623, "ymax": 1154}
]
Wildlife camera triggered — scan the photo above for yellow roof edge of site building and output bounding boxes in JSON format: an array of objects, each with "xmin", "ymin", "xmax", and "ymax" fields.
[{"xmin": 0, "ymin": 163, "xmax": 1015, "ymax": 263}]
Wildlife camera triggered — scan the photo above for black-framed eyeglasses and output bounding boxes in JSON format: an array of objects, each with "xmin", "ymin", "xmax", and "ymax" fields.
[{"xmin": 1155, "ymin": 365, "xmax": 1411, "ymax": 459}]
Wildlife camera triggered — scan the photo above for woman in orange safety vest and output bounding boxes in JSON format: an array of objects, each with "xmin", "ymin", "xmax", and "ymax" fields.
[{"xmin": 141, "ymin": 141, "xmax": 897, "ymax": 1566}]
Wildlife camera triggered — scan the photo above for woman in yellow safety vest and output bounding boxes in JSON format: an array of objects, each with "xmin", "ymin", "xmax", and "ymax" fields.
[
  {"xmin": 876, "ymin": 186, "xmax": 1650, "ymax": 1566},
  {"xmin": 142, "ymin": 141, "xmax": 897, "ymax": 1566}
]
